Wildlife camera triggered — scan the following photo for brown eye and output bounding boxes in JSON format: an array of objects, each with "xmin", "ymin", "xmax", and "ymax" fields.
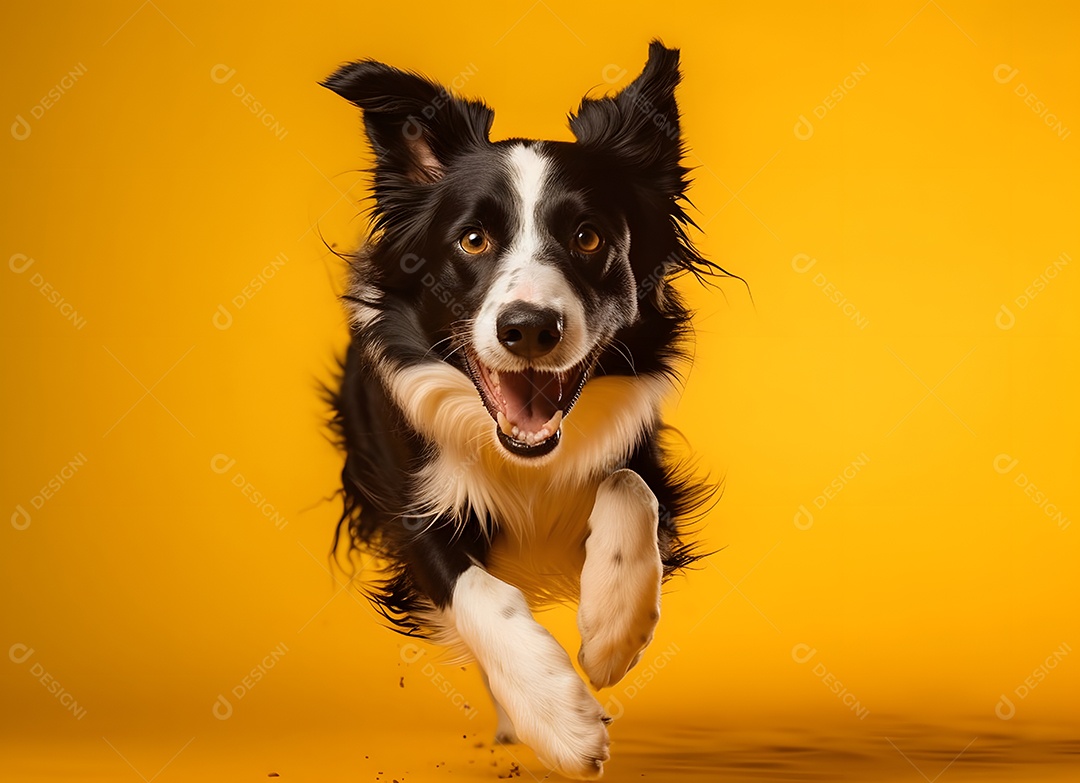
[
  {"xmin": 572, "ymin": 225, "xmax": 603, "ymax": 254},
  {"xmin": 459, "ymin": 230, "xmax": 490, "ymax": 255}
]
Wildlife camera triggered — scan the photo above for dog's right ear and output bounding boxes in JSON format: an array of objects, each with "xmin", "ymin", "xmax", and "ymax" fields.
[{"xmin": 321, "ymin": 60, "xmax": 494, "ymax": 184}]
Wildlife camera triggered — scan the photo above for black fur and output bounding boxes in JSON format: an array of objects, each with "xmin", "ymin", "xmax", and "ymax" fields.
[{"xmin": 323, "ymin": 40, "xmax": 730, "ymax": 636}]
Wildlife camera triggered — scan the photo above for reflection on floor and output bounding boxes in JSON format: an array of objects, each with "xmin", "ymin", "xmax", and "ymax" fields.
[
  {"xmin": 607, "ymin": 719, "xmax": 1080, "ymax": 781},
  {"xmin": 3, "ymin": 716, "xmax": 1077, "ymax": 781}
]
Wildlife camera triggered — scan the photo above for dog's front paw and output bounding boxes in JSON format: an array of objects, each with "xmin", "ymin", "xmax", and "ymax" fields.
[
  {"xmin": 457, "ymin": 567, "xmax": 609, "ymax": 778},
  {"xmin": 577, "ymin": 607, "xmax": 658, "ymax": 690},
  {"xmin": 531, "ymin": 680, "xmax": 610, "ymax": 779},
  {"xmin": 577, "ymin": 469, "xmax": 663, "ymax": 690},
  {"xmin": 491, "ymin": 636, "xmax": 610, "ymax": 778},
  {"xmin": 577, "ymin": 567, "xmax": 661, "ymax": 689}
]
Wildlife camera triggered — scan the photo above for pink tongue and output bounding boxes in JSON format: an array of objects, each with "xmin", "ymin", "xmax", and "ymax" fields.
[{"xmin": 501, "ymin": 370, "xmax": 561, "ymax": 434}]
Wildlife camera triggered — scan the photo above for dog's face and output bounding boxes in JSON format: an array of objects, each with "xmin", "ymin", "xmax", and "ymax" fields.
[{"xmin": 325, "ymin": 43, "xmax": 700, "ymax": 460}]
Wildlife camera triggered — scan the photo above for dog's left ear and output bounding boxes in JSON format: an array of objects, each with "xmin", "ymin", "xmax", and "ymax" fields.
[
  {"xmin": 570, "ymin": 40, "xmax": 687, "ymax": 198},
  {"xmin": 322, "ymin": 60, "xmax": 494, "ymax": 184}
]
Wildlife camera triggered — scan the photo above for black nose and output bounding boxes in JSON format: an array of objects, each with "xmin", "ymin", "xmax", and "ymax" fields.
[{"xmin": 496, "ymin": 302, "xmax": 563, "ymax": 359}]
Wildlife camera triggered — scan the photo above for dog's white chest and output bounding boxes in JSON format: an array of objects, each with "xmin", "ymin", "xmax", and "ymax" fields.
[{"xmin": 484, "ymin": 477, "xmax": 599, "ymax": 605}]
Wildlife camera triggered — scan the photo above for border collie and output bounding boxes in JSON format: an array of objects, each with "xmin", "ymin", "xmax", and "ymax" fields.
[{"xmin": 323, "ymin": 40, "xmax": 721, "ymax": 778}]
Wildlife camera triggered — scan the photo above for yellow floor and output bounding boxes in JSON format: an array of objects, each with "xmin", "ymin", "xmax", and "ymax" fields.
[{"xmin": 4, "ymin": 714, "xmax": 1078, "ymax": 781}]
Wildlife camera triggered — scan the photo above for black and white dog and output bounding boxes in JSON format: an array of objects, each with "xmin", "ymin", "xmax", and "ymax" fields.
[{"xmin": 323, "ymin": 41, "xmax": 720, "ymax": 778}]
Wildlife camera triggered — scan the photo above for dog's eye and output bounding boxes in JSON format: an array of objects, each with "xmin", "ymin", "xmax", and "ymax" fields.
[
  {"xmin": 571, "ymin": 225, "xmax": 603, "ymax": 254},
  {"xmin": 459, "ymin": 230, "xmax": 490, "ymax": 255}
]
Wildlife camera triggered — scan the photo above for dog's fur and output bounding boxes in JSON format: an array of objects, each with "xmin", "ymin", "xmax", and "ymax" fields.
[{"xmin": 323, "ymin": 41, "xmax": 720, "ymax": 778}]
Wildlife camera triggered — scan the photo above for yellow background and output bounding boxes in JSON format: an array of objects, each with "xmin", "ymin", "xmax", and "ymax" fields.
[{"xmin": 2, "ymin": 1, "xmax": 1077, "ymax": 781}]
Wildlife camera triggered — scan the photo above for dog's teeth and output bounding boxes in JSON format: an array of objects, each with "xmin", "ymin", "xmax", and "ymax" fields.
[
  {"xmin": 497, "ymin": 411, "xmax": 514, "ymax": 437},
  {"xmin": 546, "ymin": 410, "xmax": 564, "ymax": 433},
  {"xmin": 512, "ymin": 426, "xmax": 520, "ymax": 439},
  {"xmin": 490, "ymin": 369, "xmax": 500, "ymax": 387}
]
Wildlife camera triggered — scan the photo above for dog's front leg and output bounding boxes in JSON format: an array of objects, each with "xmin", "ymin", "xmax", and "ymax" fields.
[
  {"xmin": 453, "ymin": 566, "xmax": 610, "ymax": 779},
  {"xmin": 577, "ymin": 468, "xmax": 663, "ymax": 690},
  {"xmin": 451, "ymin": 561, "xmax": 613, "ymax": 777}
]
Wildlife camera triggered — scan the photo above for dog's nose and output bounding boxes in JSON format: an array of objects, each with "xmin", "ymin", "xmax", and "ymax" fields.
[{"xmin": 496, "ymin": 302, "xmax": 563, "ymax": 359}]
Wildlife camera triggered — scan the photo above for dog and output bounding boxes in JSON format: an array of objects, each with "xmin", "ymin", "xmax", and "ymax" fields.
[{"xmin": 323, "ymin": 40, "xmax": 722, "ymax": 778}]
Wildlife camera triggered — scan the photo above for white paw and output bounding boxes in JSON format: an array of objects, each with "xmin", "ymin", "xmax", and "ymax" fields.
[
  {"xmin": 492, "ymin": 628, "xmax": 610, "ymax": 778},
  {"xmin": 578, "ymin": 469, "xmax": 663, "ymax": 690},
  {"xmin": 454, "ymin": 567, "xmax": 610, "ymax": 778}
]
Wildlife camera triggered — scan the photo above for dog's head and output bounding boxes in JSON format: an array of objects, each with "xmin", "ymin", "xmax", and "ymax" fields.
[{"xmin": 324, "ymin": 42, "xmax": 709, "ymax": 461}]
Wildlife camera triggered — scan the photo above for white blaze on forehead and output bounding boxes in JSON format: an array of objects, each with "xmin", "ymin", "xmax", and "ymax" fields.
[
  {"xmin": 471, "ymin": 144, "xmax": 589, "ymax": 370},
  {"xmin": 501, "ymin": 143, "xmax": 553, "ymax": 303},
  {"xmin": 506, "ymin": 143, "xmax": 549, "ymax": 262}
]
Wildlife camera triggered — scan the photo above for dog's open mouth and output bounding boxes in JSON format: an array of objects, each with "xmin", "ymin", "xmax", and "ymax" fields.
[{"xmin": 465, "ymin": 351, "xmax": 591, "ymax": 457}]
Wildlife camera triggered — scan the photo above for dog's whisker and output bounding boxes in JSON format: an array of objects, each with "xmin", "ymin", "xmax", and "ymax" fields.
[{"xmin": 609, "ymin": 339, "xmax": 639, "ymax": 376}]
